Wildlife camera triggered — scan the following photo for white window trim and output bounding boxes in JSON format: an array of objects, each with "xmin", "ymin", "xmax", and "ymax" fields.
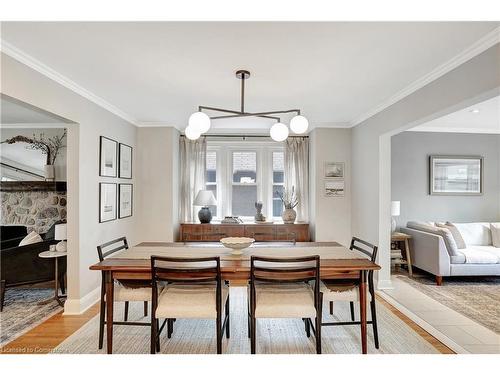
[{"xmin": 206, "ymin": 140, "xmax": 284, "ymax": 221}]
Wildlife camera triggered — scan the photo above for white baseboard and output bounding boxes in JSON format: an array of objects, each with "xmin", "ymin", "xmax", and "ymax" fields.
[
  {"xmin": 379, "ymin": 291, "xmax": 469, "ymax": 354},
  {"xmin": 63, "ymin": 286, "xmax": 100, "ymax": 315}
]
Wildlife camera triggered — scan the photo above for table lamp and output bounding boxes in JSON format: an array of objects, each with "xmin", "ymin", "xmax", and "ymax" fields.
[
  {"xmin": 194, "ymin": 190, "xmax": 217, "ymax": 223},
  {"xmin": 391, "ymin": 201, "xmax": 400, "ymax": 233},
  {"xmin": 55, "ymin": 223, "xmax": 67, "ymax": 252}
]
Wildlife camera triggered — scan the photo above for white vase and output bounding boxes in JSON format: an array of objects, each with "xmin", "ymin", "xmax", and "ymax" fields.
[
  {"xmin": 44, "ymin": 165, "xmax": 55, "ymax": 181},
  {"xmin": 282, "ymin": 208, "xmax": 297, "ymax": 224}
]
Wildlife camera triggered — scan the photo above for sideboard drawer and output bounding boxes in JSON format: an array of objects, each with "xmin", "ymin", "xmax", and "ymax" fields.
[
  {"xmin": 203, "ymin": 225, "xmax": 244, "ymax": 241},
  {"xmin": 244, "ymin": 225, "xmax": 275, "ymax": 241}
]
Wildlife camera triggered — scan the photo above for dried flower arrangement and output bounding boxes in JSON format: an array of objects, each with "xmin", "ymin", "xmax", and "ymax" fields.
[{"xmin": 276, "ymin": 186, "xmax": 299, "ymax": 209}]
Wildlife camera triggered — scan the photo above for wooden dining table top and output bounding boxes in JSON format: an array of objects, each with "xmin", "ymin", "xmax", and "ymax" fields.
[{"xmin": 89, "ymin": 242, "xmax": 380, "ymax": 278}]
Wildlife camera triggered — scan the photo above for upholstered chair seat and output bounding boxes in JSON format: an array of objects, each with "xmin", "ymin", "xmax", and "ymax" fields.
[
  {"xmin": 112, "ymin": 282, "xmax": 161, "ymax": 302},
  {"xmin": 320, "ymin": 280, "xmax": 360, "ymax": 302},
  {"xmin": 252, "ymin": 283, "xmax": 317, "ymax": 318},
  {"xmin": 156, "ymin": 283, "xmax": 229, "ymax": 319}
]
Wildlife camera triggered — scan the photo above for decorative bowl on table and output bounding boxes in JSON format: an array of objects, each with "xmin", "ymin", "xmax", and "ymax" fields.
[{"xmin": 220, "ymin": 237, "xmax": 255, "ymax": 255}]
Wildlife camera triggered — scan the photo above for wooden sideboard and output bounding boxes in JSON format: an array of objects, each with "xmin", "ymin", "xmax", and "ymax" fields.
[{"xmin": 179, "ymin": 223, "xmax": 310, "ymax": 242}]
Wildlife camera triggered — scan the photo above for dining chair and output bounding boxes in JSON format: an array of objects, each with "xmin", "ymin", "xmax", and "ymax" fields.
[
  {"xmin": 321, "ymin": 237, "xmax": 379, "ymax": 349},
  {"xmin": 96, "ymin": 237, "xmax": 154, "ymax": 350},
  {"xmin": 249, "ymin": 255, "xmax": 322, "ymax": 354},
  {"xmin": 150, "ymin": 256, "xmax": 229, "ymax": 354}
]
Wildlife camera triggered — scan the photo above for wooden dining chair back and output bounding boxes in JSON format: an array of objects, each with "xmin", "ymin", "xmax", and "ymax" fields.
[
  {"xmin": 249, "ymin": 255, "xmax": 322, "ymax": 354},
  {"xmin": 149, "ymin": 256, "xmax": 229, "ymax": 354},
  {"xmin": 96, "ymin": 237, "xmax": 150, "ymax": 350},
  {"xmin": 322, "ymin": 236, "xmax": 380, "ymax": 349}
]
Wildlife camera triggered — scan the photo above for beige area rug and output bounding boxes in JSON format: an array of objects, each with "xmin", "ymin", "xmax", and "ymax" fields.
[
  {"xmin": 53, "ymin": 287, "xmax": 437, "ymax": 354},
  {"xmin": 398, "ymin": 274, "xmax": 500, "ymax": 334}
]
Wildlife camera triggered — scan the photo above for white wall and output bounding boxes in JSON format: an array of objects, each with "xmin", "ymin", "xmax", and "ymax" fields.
[
  {"xmin": 1, "ymin": 53, "xmax": 139, "ymax": 314},
  {"xmin": 351, "ymin": 44, "xmax": 500, "ymax": 289},
  {"xmin": 392, "ymin": 131, "xmax": 500, "ymax": 226},
  {"xmin": 136, "ymin": 127, "xmax": 180, "ymax": 243},
  {"xmin": 309, "ymin": 128, "xmax": 352, "ymax": 246}
]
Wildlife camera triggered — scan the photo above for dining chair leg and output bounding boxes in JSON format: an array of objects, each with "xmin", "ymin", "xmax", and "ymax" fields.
[
  {"xmin": 124, "ymin": 301, "xmax": 129, "ymax": 322},
  {"xmin": 250, "ymin": 317, "xmax": 256, "ymax": 354},
  {"xmin": 156, "ymin": 319, "xmax": 161, "ymax": 352},
  {"xmin": 225, "ymin": 296, "xmax": 230, "ymax": 339},
  {"xmin": 150, "ymin": 316, "xmax": 157, "ymax": 354},
  {"xmin": 304, "ymin": 318, "xmax": 311, "ymax": 337},
  {"xmin": 370, "ymin": 297, "xmax": 380, "ymax": 349},
  {"xmin": 144, "ymin": 301, "xmax": 148, "ymax": 316},
  {"xmin": 167, "ymin": 319, "xmax": 173, "ymax": 338},
  {"xmin": 316, "ymin": 296, "xmax": 322, "ymax": 354},
  {"xmin": 350, "ymin": 301, "xmax": 355, "ymax": 321},
  {"xmin": 98, "ymin": 282, "xmax": 106, "ymax": 349},
  {"xmin": 329, "ymin": 301, "xmax": 333, "ymax": 315},
  {"xmin": 216, "ymin": 315, "xmax": 222, "ymax": 354}
]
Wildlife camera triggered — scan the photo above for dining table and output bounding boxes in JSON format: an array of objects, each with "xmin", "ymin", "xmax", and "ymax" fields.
[{"xmin": 89, "ymin": 241, "xmax": 380, "ymax": 354}]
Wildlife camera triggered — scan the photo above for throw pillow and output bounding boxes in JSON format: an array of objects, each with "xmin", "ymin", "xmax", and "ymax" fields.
[
  {"xmin": 19, "ymin": 231, "xmax": 43, "ymax": 246},
  {"xmin": 491, "ymin": 223, "xmax": 500, "ymax": 248},
  {"xmin": 438, "ymin": 222, "xmax": 467, "ymax": 249},
  {"xmin": 435, "ymin": 227, "xmax": 460, "ymax": 256}
]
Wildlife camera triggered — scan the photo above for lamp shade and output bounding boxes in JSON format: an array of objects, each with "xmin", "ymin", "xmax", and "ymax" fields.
[
  {"xmin": 55, "ymin": 223, "xmax": 67, "ymax": 241},
  {"xmin": 194, "ymin": 190, "xmax": 217, "ymax": 206},
  {"xmin": 391, "ymin": 201, "xmax": 401, "ymax": 216}
]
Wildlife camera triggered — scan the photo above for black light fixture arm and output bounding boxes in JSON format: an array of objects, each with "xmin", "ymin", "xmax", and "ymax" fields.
[{"xmin": 196, "ymin": 69, "xmax": 301, "ymax": 123}]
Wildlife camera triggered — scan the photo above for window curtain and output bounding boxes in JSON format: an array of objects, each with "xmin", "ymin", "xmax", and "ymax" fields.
[
  {"xmin": 284, "ymin": 137, "xmax": 309, "ymax": 222},
  {"xmin": 179, "ymin": 136, "xmax": 207, "ymax": 223}
]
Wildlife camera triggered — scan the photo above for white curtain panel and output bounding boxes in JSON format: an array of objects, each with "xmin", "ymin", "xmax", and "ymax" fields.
[
  {"xmin": 284, "ymin": 137, "xmax": 309, "ymax": 222},
  {"xmin": 179, "ymin": 137, "xmax": 207, "ymax": 223}
]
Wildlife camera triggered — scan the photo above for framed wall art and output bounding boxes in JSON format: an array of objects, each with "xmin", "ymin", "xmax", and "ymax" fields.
[
  {"xmin": 119, "ymin": 183, "xmax": 133, "ymax": 218},
  {"xmin": 99, "ymin": 183, "xmax": 117, "ymax": 222},
  {"xmin": 324, "ymin": 162, "xmax": 344, "ymax": 178},
  {"xmin": 119, "ymin": 143, "xmax": 133, "ymax": 179},
  {"xmin": 99, "ymin": 136, "xmax": 118, "ymax": 177},
  {"xmin": 429, "ymin": 155, "xmax": 483, "ymax": 195}
]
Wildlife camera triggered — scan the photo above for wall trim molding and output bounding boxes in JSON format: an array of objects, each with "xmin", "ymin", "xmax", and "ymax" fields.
[
  {"xmin": 63, "ymin": 286, "xmax": 100, "ymax": 315},
  {"xmin": 351, "ymin": 26, "xmax": 500, "ymax": 127},
  {"xmin": 136, "ymin": 122, "xmax": 182, "ymax": 130},
  {"xmin": 406, "ymin": 126, "xmax": 500, "ymax": 135},
  {"xmin": 1, "ymin": 39, "xmax": 138, "ymax": 126}
]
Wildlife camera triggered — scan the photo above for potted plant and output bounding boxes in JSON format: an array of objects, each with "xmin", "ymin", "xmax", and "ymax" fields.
[{"xmin": 277, "ymin": 186, "xmax": 299, "ymax": 224}]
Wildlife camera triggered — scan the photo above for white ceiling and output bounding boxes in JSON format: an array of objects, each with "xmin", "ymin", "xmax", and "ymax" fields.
[
  {"xmin": 410, "ymin": 96, "xmax": 500, "ymax": 134},
  {"xmin": 1, "ymin": 22, "xmax": 499, "ymax": 131},
  {"xmin": 1, "ymin": 96, "xmax": 69, "ymax": 124}
]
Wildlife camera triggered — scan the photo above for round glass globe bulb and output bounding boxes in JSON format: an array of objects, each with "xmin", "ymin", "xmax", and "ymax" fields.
[
  {"xmin": 290, "ymin": 115, "xmax": 309, "ymax": 134},
  {"xmin": 269, "ymin": 122, "xmax": 289, "ymax": 142},
  {"xmin": 185, "ymin": 125, "xmax": 201, "ymax": 140},
  {"xmin": 188, "ymin": 111, "xmax": 211, "ymax": 133}
]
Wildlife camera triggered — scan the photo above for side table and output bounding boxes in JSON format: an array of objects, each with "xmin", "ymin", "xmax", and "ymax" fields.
[
  {"xmin": 391, "ymin": 232, "xmax": 413, "ymax": 277},
  {"xmin": 38, "ymin": 250, "xmax": 67, "ymax": 306}
]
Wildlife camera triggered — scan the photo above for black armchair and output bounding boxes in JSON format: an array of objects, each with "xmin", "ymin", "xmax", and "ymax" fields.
[{"xmin": 0, "ymin": 223, "xmax": 66, "ymax": 311}]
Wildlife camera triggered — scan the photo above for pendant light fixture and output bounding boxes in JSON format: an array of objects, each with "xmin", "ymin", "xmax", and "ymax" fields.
[{"xmin": 185, "ymin": 70, "xmax": 309, "ymax": 141}]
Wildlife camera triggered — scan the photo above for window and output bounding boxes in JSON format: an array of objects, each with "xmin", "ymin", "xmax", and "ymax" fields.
[
  {"xmin": 205, "ymin": 151, "xmax": 218, "ymax": 216},
  {"xmin": 206, "ymin": 141, "xmax": 284, "ymax": 220},
  {"xmin": 272, "ymin": 151, "xmax": 284, "ymax": 217},
  {"xmin": 232, "ymin": 151, "xmax": 257, "ymax": 216}
]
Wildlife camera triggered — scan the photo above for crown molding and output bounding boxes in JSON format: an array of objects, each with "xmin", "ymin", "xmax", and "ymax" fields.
[
  {"xmin": 136, "ymin": 122, "xmax": 183, "ymax": 130},
  {"xmin": 406, "ymin": 126, "xmax": 500, "ymax": 135},
  {"xmin": 350, "ymin": 26, "xmax": 500, "ymax": 127},
  {"xmin": 1, "ymin": 39, "xmax": 139, "ymax": 126}
]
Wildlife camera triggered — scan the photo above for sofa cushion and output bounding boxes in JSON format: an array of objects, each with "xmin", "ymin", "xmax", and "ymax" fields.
[
  {"xmin": 437, "ymin": 223, "xmax": 467, "ymax": 249},
  {"xmin": 452, "ymin": 223, "xmax": 492, "ymax": 246},
  {"xmin": 18, "ymin": 231, "xmax": 43, "ymax": 246},
  {"xmin": 459, "ymin": 245, "xmax": 500, "ymax": 264},
  {"xmin": 407, "ymin": 221, "xmax": 459, "ymax": 256},
  {"xmin": 491, "ymin": 223, "xmax": 500, "ymax": 248},
  {"xmin": 0, "ymin": 225, "xmax": 27, "ymax": 242}
]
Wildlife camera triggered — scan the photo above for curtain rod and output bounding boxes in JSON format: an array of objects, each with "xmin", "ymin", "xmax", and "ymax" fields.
[{"xmin": 180, "ymin": 134, "xmax": 308, "ymax": 139}]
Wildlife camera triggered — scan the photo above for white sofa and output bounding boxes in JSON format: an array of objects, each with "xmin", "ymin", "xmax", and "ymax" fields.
[{"xmin": 402, "ymin": 221, "xmax": 500, "ymax": 285}]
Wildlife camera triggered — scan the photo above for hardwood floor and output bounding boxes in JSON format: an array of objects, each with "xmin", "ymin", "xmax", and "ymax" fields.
[{"xmin": 1, "ymin": 296, "xmax": 454, "ymax": 354}]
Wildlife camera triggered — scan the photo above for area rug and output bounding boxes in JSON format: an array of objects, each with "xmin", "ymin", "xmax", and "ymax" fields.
[
  {"xmin": 0, "ymin": 287, "xmax": 63, "ymax": 346},
  {"xmin": 398, "ymin": 274, "xmax": 500, "ymax": 334},
  {"xmin": 53, "ymin": 287, "xmax": 437, "ymax": 354}
]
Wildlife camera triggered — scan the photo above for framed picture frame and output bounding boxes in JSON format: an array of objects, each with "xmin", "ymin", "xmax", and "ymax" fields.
[
  {"xmin": 99, "ymin": 136, "xmax": 118, "ymax": 177},
  {"xmin": 324, "ymin": 162, "xmax": 344, "ymax": 179},
  {"xmin": 324, "ymin": 180, "xmax": 345, "ymax": 197},
  {"xmin": 99, "ymin": 183, "xmax": 117, "ymax": 223},
  {"xmin": 119, "ymin": 143, "xmax": 133, "ymax": 179},
  {"xmin": 429, "ymin": 155, "xmax": 483, "ymax": 196},
  {"xmin": 119, "ymin": 183, "xmax": 133, "ymax": 219}
]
